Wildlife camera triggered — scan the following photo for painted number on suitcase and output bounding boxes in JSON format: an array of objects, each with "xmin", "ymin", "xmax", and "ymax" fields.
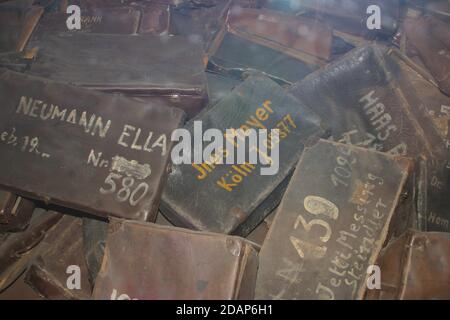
[
  {"xmin": 100, "ymin": 173, "xmax": 149, "ymax": 206},
  {"xmin": 289, "ymin": 196, "xmax": 339, "ymax": 260},
  {"xmin": 331, "ymin": 145, "xmax": 357, "ymax": 188}
]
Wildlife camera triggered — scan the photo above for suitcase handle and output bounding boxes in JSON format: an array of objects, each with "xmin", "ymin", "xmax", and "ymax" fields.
[{"xmin": 13, "ymin": 231, "xmax": 45, "ymax": 257}]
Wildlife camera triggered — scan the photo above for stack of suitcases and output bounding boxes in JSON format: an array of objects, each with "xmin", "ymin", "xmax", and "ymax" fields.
[{"xmin": 0, "ymin": 0, "xmax": 449, "ymax": 300}]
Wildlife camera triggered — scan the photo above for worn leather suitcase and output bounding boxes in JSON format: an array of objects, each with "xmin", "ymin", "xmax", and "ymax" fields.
[
  {"xmin": 93, "ymin": 218, "xmax": 259, "ymax": 300},
  {"xmin": 418, "ymin": 159, "xmax": 450, "ymax": 233},
  {"xmin": 289, "ymin": 44, "xmax": 437, "ymax": 158},
  {"xmin": 263, "ymin": 0, "xmax": 400, "ymax": 39},
  {"xmin": 288, "ymin": 44, "xmax": 447, "ymax": 237},
  {"xmin": 403, "ymin": 15, "xmax": 450, "ymax": 95},
  {"xmin": 209, "ymin": 32, "xmax": 318, "ymax": 85},
  {"xmin": 207, "ymin": 5, "xmax": 331, "ymax": 83},
  {"xmin": 0, "ymin": 0, "xmax": 43, "ymax": 53},
  {"xmin": 226, "ymin": 7, "xmax": 333, "ymax": 61},
  {"xmin": 30, "ymin": 6, "xmax": 141, "ymax": 39},
  {"xmin": 0, "ymin": 272, "xmax": 42, "ymax": 300},
  {"xmin": 170, "ymin": 0, "xmax": 232, "ymax": 51},
  {"xmin": 386, "ymin": 50, "xmax": 450, "ymax": 156},
  {"xmin": 0, "ymin": 190, "xmax": 35, "ymax": 233},
  {"xmin": 30, "ymin": 2, "xmax": 170, "ymax": 39},
  {"xmin": 169, "ymin": 1, "xmax": 281, "ymax": 53},
  {"xmin": 256, "ymin": 139, "xmax": 411, "ymax": 300},
  {"xmin": 366, "ymin": 230, "xmax": 450, "ymax": 300},
  {"xmin": 25, "ymin": 214, "xmax": 92, "ymax": 300},
  {"xmin": 381, "ymin": 50, "xmax": 450, "ymax": 233},
  {"xmin": 27, "ymin": 33, "xmax": 208, "ymax": 118},
  {"xmin": 207, "ymin": 5, "xmax": 354, "ymax": 82},
  {"xmin": 0, "ymin": 209, "xmax": 62, "ymax": 291},
  {"xmin": 0, "ymin": 69, "xmax": 185, "ymax": 222},
  {"xmin": 82, "ymin": 209, "xmax": 268, "ymax": 289},
  {"xmin": 161, "ymin": 73, "xmax": 327, "ymax": 235}
]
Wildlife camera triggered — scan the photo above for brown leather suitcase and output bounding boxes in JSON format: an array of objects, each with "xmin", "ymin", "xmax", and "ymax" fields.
[
  {"xmin": 0, "ymin": 190, "xmax": 35, "ymax": 232},
  {"xmin": 25, "ymin": 214, "xmax": 92, "ymax": 300},
  {"xmin": 93, "ymin": 218, "xmax": 259, "ymax": 300},
  {"xmin": 288, "ymin": 45, "xmax": 438, "ymax": 238},
  {"xmin": 28, "ymin": 33, "xmax": 208, "ymax": 118},
  {"xmin": 169, "ymin": 0, "xmax": 232, "ymax": 51},
  {"xmin": 419, "ymin": 159, "xmax": 450, "ymax": 233},
  {"xmin": 0, "ymin": 69, "xmax": 185, "ymax": 222},
  {"xmin": 0, "ymin": 272, "xmax": 42, "ymax": 300},
  {"xmin": 227, "ymin": 7, "xmax": 333, "ymax": 61},
  {"xmin": 366, "ymin": 230, "xmax": 450, "ymax": 300},
  {"xmin": 207, "ymin": 7, "xmax": 330, "ymax": 84},
  {"xmin": 385, "ymin": 50, "xmax": 450, "ymax": 233},
  {"xmin": 0, "ymin": 0, "xmax": 43, "ymax": 53},
  {"xmin": 0, "ymin": 209, "xmax": 62, "ymax": 291},
  {"xmin": 30, "ymin": 6, "xmax": 141, "ymax": 38},
  {"xmin": 60, "ymin": 0, "xmax": 171, "ymax": 34},
  {"xmin": 168, "ymin": 0, "xmax": 278, "ymax": 53},
  {"xmin": 256, "ymin": 139, "xmax": 411, "ymax": 300},
  {"xmin": 263, "ymin": 0, "xmax": 400, "ymax": 39},
  {"xmin": 208, "ymin": 32, "xmax": 318, "ymax": 84},
  {"xmin": 403, "ymin": 15, "xmax": 450, "ymax": 95},
  {"xmin": 30, "ymin": 2, "xmax": 170, "ymax": 39},
  {"xmin": 288, "ymin": 44, "xmax": 438, "ymax": 159},
  {"xmin": 386, "ymin": 49, "xmax": 450, "ymax": 157}
]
